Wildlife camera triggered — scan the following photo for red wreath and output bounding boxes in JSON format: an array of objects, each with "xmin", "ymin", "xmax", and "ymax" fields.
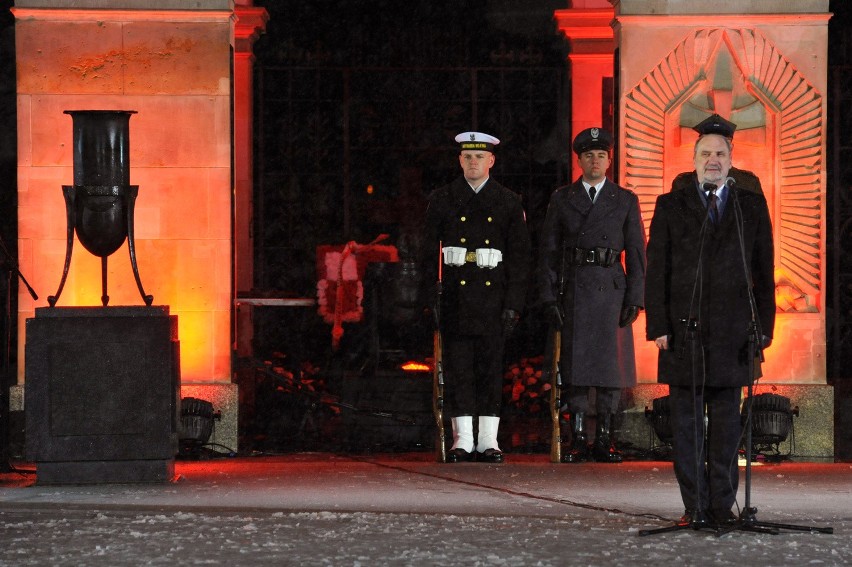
[{"xmin": 316, "ymin": 234, "xmax": 398, "ymax": 348}]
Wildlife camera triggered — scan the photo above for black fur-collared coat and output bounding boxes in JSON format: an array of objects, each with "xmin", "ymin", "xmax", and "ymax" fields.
[{"xmin": 645, "ymin": 176, "xmax": 776, "ymax": 387}]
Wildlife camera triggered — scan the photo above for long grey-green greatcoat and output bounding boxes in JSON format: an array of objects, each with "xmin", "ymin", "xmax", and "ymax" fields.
[
  {"xmin": 645, "ymin": 176, "xmax": 776, "ymax": 387},
  {"xmin": 422, "ymin": 176, "xmax": 531, "ymax": 335},
  {"xmin": 538, "ymin": 178, "xmax": 646, "ymax": 388}
]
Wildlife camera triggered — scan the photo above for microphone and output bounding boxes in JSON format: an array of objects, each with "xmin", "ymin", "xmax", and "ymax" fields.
[
  {"xmin": 701, "ymin": 182, "xmax": 718, "ymax": 194},
  {"xmin": 725, "ymin": 176, "xmax": 737, "ymax": 188}
]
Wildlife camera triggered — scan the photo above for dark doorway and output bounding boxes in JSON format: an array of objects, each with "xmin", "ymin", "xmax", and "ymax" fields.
[{"xmin": 243, "ymin": 1, "xmax": 569, "ymax": 452}]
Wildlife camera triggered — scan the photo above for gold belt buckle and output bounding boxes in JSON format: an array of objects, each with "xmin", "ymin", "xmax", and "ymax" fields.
[{"xmin": 465, "ymin": 251, "xmax": 477, "ymax": 263}]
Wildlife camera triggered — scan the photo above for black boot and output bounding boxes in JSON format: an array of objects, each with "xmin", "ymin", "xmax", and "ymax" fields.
[
  {"xmin": 561, "ymin": 412, "xmax": 588, "ymax": 463},
  {"xmin": 592, "ymin": 413, "xmax": 623, "ymax": 463}
]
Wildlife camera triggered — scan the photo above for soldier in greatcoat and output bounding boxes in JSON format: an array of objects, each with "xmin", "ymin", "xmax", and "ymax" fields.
[
  {"xmin": 645, "ymin": 131, "xmax": 775, "ymax": 527},
  {"xmin": 422, "ymin": 131, "xmax": 531, "ymax": 463},
  {"xmin": 537, "ymin": 128, "xmax": 646, "ymax": 463}
]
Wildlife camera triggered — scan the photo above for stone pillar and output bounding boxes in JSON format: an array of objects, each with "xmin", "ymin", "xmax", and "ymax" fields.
[
  {"xmin": 555, "ymin": 2, "xmax": 615, "ymax": 180},
  {"xmin": 611, "ymin": 0, "xmax": 833, "ymax": 458},
  {"xmin": 233, "ymin": 3, "xmax": 268, "ymax": 358},
  {"xmin": 14, "ymin": 1, "xmax": 238, "ymax": 451}
]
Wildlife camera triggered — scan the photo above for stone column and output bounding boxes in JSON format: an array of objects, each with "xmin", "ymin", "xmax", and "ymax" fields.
[
  {"xmin": 611, "ymin": 0, "xmax": 833, "ymax": 457},
  {"xmin": 233, "ymin": 4, "xmax": 267, "ymax": 358},
  {"xmin": 555, "ymin": 2, "xmax": 615, "ymax": 180},
  {"xmin": 14, "ymin": 1, "xmax": 239, "ymax": 451}
]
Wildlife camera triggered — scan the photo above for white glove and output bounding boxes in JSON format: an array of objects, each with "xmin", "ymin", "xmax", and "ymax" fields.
[
  {"xmin": 442, "ymin": 246, "xmax": 467, "ymax": 266},
  {"xmin": 475, "ymin": 248, "xmax": 502, "ymax": 269}
]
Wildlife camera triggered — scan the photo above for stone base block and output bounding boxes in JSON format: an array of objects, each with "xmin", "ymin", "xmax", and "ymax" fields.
[
  {"xmin": 25, "ymin": 306, "xmax": 180, "ymax": 484},
  {"xmin": 12, "ymin": 383, "xmax": 239, "ymax": 459},
  {"xmin": 36, "ymin": 460, "xmax": 175, "ymax": 485},
  {"xmin": 618, "ymin": 383, "xmax": 834, "ymax": 461}
]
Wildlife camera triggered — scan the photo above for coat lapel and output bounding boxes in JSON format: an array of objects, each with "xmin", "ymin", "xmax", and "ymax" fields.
[
  {"xmin": 585, "ymin": 179, "xmax": 618, "ymax": 224},
  {"xmin": 566, "ymin": 179, "xmax": 593, "ymax": 216},
  {"xmin": 679, "ymin": 176, "xmax": 711, "ymax": 228},
  {"xmin": 448, "ymin": 177, "xmax": 476, "ymax": 213}
]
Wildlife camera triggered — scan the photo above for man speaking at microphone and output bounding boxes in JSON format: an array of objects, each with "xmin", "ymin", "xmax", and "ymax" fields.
[{"xmin": 644, "ymin": 131, "xmax": 776, "ymax": 527}]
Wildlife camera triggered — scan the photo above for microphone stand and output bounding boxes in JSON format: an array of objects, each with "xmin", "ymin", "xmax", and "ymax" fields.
[
  {"xmin": 639, "ymin": 182, "xmax": 719, "ymax": 536},
  {"xmin": 0, "ymin": 232, "xmax": 39, "ymax": 473},
  {"xmin": 715, "ymin": 179, "xmax": 832, "ymax": 536},
  {"xmin": 0, "ymin": 234, "xmax": 38, "ymax": 304}
]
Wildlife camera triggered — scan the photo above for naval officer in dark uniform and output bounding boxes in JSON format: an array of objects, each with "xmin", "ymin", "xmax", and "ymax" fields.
[
  {"xmin": 645, "ymin": 130, "xmax": 775, "ymax": 526},
  {"xmin": 422, "ymin": 131, "xmax": 531, "ymax": 463},
  {"xmin": 537, "ymin": 127, "xmax": 646, "ymax": 463}
]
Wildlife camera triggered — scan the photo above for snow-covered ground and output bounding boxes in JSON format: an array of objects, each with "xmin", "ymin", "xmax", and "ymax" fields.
[{"xmin": 0, "ymin": 454, "xmax": 847, "ymax": 566}]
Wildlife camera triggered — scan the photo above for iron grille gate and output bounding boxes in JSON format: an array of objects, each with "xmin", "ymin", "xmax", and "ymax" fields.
[
  {"xmin": 253, "ymin": 65, "xmax": 568, "ymax": 297},
  {"xmin": 829, "ymin": 65, "xmax": 852, "ymax": 384}
]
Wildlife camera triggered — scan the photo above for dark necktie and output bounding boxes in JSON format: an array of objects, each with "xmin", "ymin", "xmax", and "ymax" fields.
[
  {"xmin": 707, "ymin": 191, "xmax": 719, "ymax": 224},
  {"xmin": 589, "ymin": 186, "xmax": 597, "ymax": 202}
]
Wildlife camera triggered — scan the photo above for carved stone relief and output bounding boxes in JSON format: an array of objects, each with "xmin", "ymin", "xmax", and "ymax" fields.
[{"xmin": 623, "ymin": 28, "xmax": 823, "ymax": 312}]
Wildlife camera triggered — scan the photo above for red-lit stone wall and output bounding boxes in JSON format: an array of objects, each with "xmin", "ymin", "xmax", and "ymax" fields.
[
  {"xmin": 615, "ymin": 3, "xmax": 831, "ymax": 386},
  {"xmin": 560, "ymin": 1, "xmax": 831, "ymax": 387},
  {"xmin": 14, "ymin": 5, "xmax": 233, "ymax": 385}
]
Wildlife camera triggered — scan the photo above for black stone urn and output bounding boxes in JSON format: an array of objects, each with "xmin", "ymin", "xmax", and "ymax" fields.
[{"xmin": 48, "ymin": 110, "xmax": 153, "ymax": 307}]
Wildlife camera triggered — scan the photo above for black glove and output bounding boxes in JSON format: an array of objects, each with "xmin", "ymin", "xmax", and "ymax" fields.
[
  {"xmin": 761, "ymin": 335, "xmax": 772, "ymax": 350},
  {"xmin": 619, "ymin": 305, "xmax": 640, "ymax": 328},
  {"xmin": 501, "ymin": 308, "xmax": 520, "ymax": 336},
  {"xmin": 543, "ymin": 302, "xmax": 563, "ymax": 329}
]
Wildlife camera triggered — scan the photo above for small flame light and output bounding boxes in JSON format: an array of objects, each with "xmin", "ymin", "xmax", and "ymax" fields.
[{"xmin": 401, "ymin": 361, "xmax": 430, "ymax": 373}]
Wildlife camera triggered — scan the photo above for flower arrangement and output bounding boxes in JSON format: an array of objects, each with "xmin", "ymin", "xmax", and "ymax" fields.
[{"xmin": 502, "ymin": 355, "xmax": 551, "ymax": 418}]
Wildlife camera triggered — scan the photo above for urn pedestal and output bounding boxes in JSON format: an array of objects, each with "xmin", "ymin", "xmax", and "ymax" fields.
[{"xmin": 25, "ymin": 306, "xmax": 180, "ymax": 484}]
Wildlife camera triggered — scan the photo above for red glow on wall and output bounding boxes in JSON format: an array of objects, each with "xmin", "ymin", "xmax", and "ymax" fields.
[
  {"xmin": 559, "ymin": 4, "xmax": 829, "ymax": 386},
  {"xmin": 14, "ymin": 7, "xmax": 234, "ymax": 384}
]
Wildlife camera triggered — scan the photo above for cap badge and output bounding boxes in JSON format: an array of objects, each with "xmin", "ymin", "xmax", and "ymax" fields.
[
  {"xmin": 469, "ymin": 133, "xmax": 476, "ymax": 141},
  {"xmin": 591, "ymin": 128, "xmax": 599, "ymax": 139}
]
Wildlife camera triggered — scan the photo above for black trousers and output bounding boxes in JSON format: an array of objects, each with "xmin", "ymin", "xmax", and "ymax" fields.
[
  {"xmin": 669, "ymin": 384, "xmax": 742, "ymax": 514},
  {"xmin": 565, "ymin": 386, "xmax": 620, "ymax": 415},
  {"xmin": 443, "ymin": 333, "xmax": 504, "ymax": 417}
]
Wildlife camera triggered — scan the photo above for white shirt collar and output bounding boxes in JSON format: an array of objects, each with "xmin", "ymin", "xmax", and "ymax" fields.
[
  {"xmin": 468, "ymin": 177, "xmax": 489, "ymax": 193},
  {"xmin": 582, "ymin": 179, "xmax": 605, "ymax": 192},
  {"xmin": 582, "ymin": 179, "xmax": 605, "ymax": 202}
]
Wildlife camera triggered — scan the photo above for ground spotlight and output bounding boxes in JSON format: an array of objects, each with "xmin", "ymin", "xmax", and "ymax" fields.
[
  {"xmin": 178, "ymin": 397, "xmax": 220, "ymax": 458},
  {"xmin": 743, "ymin": 393, "xmax": 798, "ymax": 461}
]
